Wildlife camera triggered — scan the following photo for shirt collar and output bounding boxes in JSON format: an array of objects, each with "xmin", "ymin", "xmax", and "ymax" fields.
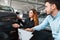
[{"xmin": 51, "ymin": 11, "xmax": 60, "ymax": 19}]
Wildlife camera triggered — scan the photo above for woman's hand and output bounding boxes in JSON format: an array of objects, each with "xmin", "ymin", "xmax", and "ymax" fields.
[
  {"xmin": 12, "ymin": 23, "xmax": 20, "ymax": 28},
  {"xmin": 25, "ymin": 28, "xmax": 34, "ymax": 32}
]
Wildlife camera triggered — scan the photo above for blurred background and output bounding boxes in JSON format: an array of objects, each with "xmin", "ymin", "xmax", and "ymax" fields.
[{"xmin": 0, "ymin": 0, "xmax": 51, "ymax": 40}]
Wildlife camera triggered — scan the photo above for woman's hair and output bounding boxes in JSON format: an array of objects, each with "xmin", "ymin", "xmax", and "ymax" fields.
[{"xmin": 29, "ymin": 9, "xmax": 39, "ymax": 26}]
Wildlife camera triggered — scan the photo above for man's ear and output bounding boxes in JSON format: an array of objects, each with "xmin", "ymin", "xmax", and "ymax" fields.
[{"xmin": 52, "ymin": 4, "xmax": 56, "ymax": 10}]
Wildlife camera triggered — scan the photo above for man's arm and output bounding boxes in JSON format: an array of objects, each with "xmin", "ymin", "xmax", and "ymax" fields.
[
  {"xmin": 55, "ymin": 23, "xmax": 60, "ymax": 40},
  {"xmin": 55, "ymin": 31, "xmax": 60, "ymax": 40},
  {"xmin": 25, "ymin": 16, "xmax": 49, "ymax": 31},
  {"xmin": 33, "ymin": 16, "xmax": 49, "ymax": 31}
]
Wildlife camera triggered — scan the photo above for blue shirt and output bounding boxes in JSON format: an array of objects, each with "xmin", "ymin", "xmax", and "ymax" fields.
[{"xmin": 33, "ymin": 11, "xmax": 60, "ymax": 40}]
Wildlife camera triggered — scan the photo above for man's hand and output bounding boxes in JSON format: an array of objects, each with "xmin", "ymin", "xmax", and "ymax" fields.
[
  {"xmin": 12, "ymin": 23, "xmax": 20, "ymax": 28},
  {"xmin": 25, "ymin": 28, "xmax": 34, "ymax": 32}
]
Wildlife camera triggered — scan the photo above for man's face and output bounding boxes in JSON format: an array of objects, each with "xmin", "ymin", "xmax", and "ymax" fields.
[{"xmin": 45, "ymin": 2, "xmax": 53, "ymax": 15}]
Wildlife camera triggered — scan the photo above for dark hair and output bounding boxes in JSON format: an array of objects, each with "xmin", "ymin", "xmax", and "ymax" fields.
[{"xmin": 45, "ymin": 0, "xmax": 60, "ymax": 10}]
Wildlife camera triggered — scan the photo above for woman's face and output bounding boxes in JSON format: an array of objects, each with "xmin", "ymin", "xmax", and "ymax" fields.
[{"xmin": 29, "ymin": 10, "xmax": 34, "ymax": 18}]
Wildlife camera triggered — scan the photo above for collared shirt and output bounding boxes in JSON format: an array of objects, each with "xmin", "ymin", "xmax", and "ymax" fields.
[{"xmin": 33, "ymin": 11, "xmax": 60, "ymax": 40}]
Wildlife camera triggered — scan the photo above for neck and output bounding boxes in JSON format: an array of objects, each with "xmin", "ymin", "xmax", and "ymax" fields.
[
  {"xmin": 30, "ymin": 18, "xmax": 33, "ymax": 21},
  {"xmin": 51, "ymin": 9, "xmax": 59, "ymax": 17}
]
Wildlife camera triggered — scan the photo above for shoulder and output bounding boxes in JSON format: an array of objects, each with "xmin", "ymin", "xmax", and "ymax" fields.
[
  {"xmin": 45, "ymin": 15, "xmax": 50, "ymax": 20},
  {"xmin": 46, "ymin": 15, "xmax": 51, "ymax": 18}
]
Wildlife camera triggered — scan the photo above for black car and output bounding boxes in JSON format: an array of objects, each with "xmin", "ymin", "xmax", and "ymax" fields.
[{"xmin": 0, "ymin": 5, "xmax": 18, "ymax": 40}]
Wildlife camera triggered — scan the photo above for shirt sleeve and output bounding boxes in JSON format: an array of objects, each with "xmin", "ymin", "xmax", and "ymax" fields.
[
  {"xmin": 55, "ymin": 31, "xmax": 60, "ymax": 40},
  {"xmin": 55, "ymin": 23, "xmax": 60, "ymax": 40},
  {"xmin": 32, "ymin": 16, "xmax": 49, "ymax": 31}
]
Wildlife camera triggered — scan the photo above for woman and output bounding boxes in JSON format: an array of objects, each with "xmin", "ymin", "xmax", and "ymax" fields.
[
  {"xmin": 20, "ymin": 9, "xmax": 39, "ymax": 28},
  {"xmin": 25, "ymin": 10, "xmax": 52, "ymax": 40},
  {"xmin": 12, "ymin": 9, "xmax": 39, "ymax": 40}
]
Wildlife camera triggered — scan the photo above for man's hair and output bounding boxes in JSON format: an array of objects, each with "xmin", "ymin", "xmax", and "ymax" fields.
[{"xmin": 45, "ymin": 0, "xmax": 60, "ymax": 10}]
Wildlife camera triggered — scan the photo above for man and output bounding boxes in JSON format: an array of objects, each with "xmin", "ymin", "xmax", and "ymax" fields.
[{"xmin": 25, "ymin": 0, "xmax": 60, "ymax": 40}]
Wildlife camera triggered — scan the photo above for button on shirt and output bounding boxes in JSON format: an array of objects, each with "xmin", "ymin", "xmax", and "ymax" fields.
[{"xmin": 33, "ymin": 11, "xmax": 60, "ymax": 40}]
